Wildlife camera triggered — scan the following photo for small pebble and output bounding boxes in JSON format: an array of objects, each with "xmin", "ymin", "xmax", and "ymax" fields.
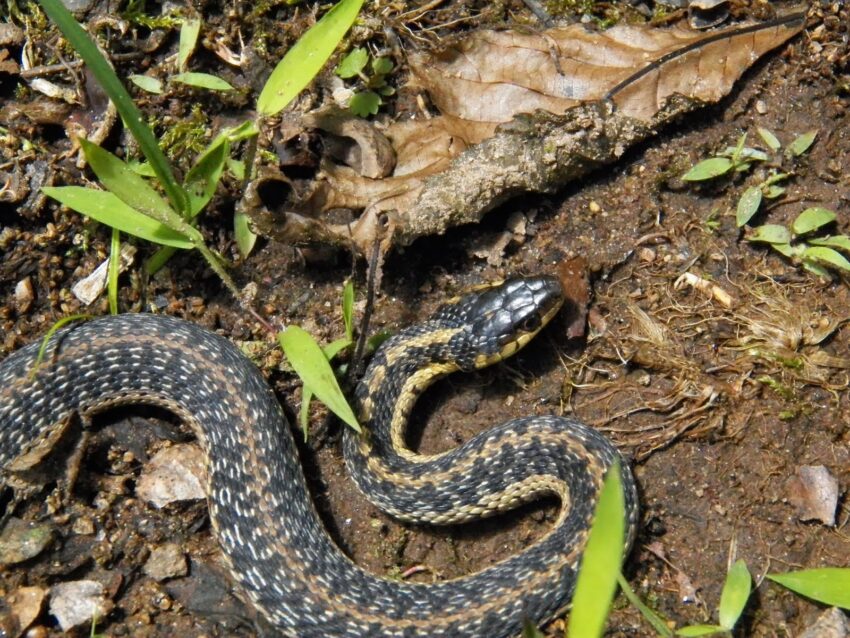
[
  {"xmin": 8, "ymin": 585, "xmax": 47, "ymax": 635},
  {"xmin": 638, "ymin": 247, "xmax": 656, "ymax": 263},
  {"xmin": 71, "ymin": 517, "xmax": 96, "ymax": 536},
  {"xmin": 154, "ymin": 593, "xmax": 172, "ymax": 611},
  {"xmin": 143, "ymin": 543, "xmax": 188, "ymax": 582},
  {"xmin": 14, "ymin": 277, "xmax": 34, "ymax": 313}
]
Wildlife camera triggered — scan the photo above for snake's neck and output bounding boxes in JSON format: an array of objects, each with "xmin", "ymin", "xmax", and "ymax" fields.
[{"xmin": 353, "ymin": 320, "xmax": 463, "ymax": 461}]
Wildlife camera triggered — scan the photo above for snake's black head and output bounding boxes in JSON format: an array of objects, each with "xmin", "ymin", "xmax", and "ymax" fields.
[{"xmin": 434, "ymin": 275, "xmax": 565, "ymax": 371}]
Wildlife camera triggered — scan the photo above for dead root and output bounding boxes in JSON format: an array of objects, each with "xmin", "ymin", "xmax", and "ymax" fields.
[{"xmin": 559, "ymin": 265, "xmax": 850, "ymax": 462}]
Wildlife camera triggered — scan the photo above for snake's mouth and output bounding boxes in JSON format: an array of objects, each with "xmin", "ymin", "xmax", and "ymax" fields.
[{"xmin": 493, "ymin": 292, "xmax": 565, "ymax": 362}]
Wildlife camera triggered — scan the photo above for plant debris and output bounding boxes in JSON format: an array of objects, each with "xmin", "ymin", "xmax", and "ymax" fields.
[{"xmin": 247, "ymin": 12, "xmax": 805, "ymax": 255}]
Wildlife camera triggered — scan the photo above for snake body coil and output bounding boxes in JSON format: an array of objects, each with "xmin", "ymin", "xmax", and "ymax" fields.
[{"xmin": 0, "ymin": 276, "xmax": 638, "ymax": 637}]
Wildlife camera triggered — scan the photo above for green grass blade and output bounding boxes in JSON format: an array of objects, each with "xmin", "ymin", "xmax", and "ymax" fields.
[
  {"xmin": 195, "ymin": 244, "xmax": 240, "ymax": 299},
  {"xmin": 808, "ymin": 235, "xmax": 850, "ymax": 252},
  {"xmin": 616, "ymin": 574, "xmax": 673, "ymax": 637},
  {"xmin": 79, "ymin": 139, "xmax": 193, "ymax": 234},
  {"xmin": 30, "ymin": 314, "xmax": 94, "ymax": 379},
  {"xmin": 682, "ymin": 157, "xmax": 733, "ymax": 181},
  {"xmin": 234, "ymin": 210, "xmax": 257, "ymax": 258},
  {"xmin": 767, "ymin": 568, "xmax": 850, "ymax": 608},
  {"xmin": 718, "ymin": 560, "xmax": 751, "ymax": 629},
  {"xmin": 108, "ymin": 228, "xmax": 120, "ymax": 314},
  {"xmin": 178, "ymin": 18, "xmax": 201, "ymax": 71},
  {"xmin": 279, "ymin": 326, "xmax": 360, "ymax": 432},
  {"xmin": 145, "ymin": 247, "xmax": 177, "ymax": 275},
  {"xmin": 567, "ymin": 460, "xmax": 625, "ymax": 638},
  {"xmin": 747, "ymin": 224, "xmax": 791, "ymax": 245},
  {"xmin": 736, "ymin": 186, "xmax": 762, "ymax": 227},
  {"xmin": 36, "ymin": 0, "xmax": 189, "ymax": 215},
  {"xmin": 792, "ymin": 207, "xmax": 836, "ymax": 236},
  {"xmin": 787, "ymin": 130, "xmax": 817, "ymax": 157},
  {"xmin": 676, "ymin": 625, "xmax": 725, "ymax": 636},
  {"xmin": 299, "ymin": 338, "xmax": 353, "ymax": 439},
  {"xmin": 172, "ymin": 72, "xmax": 235, "ymax": 91},
  {"xmin": 342, "ymin": 279, "xmax": 355, "ymax": 341},
  {"xmin": 257, "ymin": 0, "xmax": 365, "ymax": 116},
  {"xmin": 323, "ymin": 338, "xmax": 353, "ymax": 361},
  {"xmin": 42, "ymin": 186, "xmax": 194, "ymax": 248},
  {"xmin": 184, "ymin": 138, "xmax": 229, "ymax": 217},
  {"xmin": 299, "ymin": 386, "xmax": 314, "ymax": 441},
  {"xmin": 522, "ymin": 619, "xmax": 546, "ymax": 638},
  {"xmin": 803, "ymin": 246, "xmax": 850, "ymax": 272}
]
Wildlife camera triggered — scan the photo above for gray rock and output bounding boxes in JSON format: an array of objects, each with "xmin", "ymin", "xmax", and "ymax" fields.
[
  {"xmin": 787, "ymin": 465, "xmax": 839, "ymax": 526},
  {"xmin": 0, "ymin": 518, "xmax": 53, "ymax": 566},
  {"xmin": 798, "ymin": 607, "xmax": 849, "ymax": 638},
  {"xmin": 136, "ymin": 443, "xmax": 206, "ymax": 508}
]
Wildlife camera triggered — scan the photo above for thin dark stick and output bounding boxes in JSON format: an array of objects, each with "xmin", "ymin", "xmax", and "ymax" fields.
[{"xmin": 348, "ymin": 235, "xmax": 382, "ymax": 382}]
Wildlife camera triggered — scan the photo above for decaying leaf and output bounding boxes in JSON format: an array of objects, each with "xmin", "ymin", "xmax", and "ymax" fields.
[
  {"xmin": 247, "ymin": 12, "xmax": 805, "ymax": 255},
  {"xmin": 558, "ymin": 256, "xmax": 591, "ymax": 339}
]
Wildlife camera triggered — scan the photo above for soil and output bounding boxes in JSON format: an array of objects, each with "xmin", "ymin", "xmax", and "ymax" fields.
[{"xmin": 1, "ymin": 1, "xmax": 849, "ymax": 637}]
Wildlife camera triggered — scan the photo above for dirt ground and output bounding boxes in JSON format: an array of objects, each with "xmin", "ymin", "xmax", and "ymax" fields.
[{"xmin": 1, "ymin": 0, "xmax": 849, "ymax": 636}]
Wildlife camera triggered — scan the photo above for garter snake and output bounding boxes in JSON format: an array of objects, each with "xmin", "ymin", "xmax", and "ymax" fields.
[{"xmin": 0, "ymin": 275, "xmax": 638, "ymax": 637}]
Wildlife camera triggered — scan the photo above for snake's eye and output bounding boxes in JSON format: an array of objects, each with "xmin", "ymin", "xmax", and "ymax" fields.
[{"xmin": 520, "ymin": 314, "xmax": 542, "ymax": 333}]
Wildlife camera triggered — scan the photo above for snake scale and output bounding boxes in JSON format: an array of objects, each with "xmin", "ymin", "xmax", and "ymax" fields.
[{"xmin": 0, "ymin": 275, "xmax": 638, "ymax": 637}]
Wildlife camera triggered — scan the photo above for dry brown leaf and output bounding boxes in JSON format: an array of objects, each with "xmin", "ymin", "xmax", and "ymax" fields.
[
  {"xmin": 411, "ymin": 21, "xmax": 798, "ymax": 140},
  {"xmin": 247, "ymin": 12, "xmax": 805, "ymax": 255}
]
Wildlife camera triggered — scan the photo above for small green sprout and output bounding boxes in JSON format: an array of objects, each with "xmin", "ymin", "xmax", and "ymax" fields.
[
  {"xmin": 785, "ymin": 130, "xmax": 818, "ymax": 157},
  {"xmin": 617, "ymin": 576, "xmax": 673, "ymax": 637},
  {"xmin": 177, "ymin": 18, "xmax": 201, "ymax": 71},
  {"xmin": 130, "ymin": 19, "xmax": 233, "ymax": 94},
  {"xmin": 619, "ymin": 560, "xmax": 752, "ymax": 637},
  {"xmin": 336, "ymin": 47, "xmax": 396, "ymax": 116},
  {"xmin": 683, "ymin": 129, "xmax": 816, "ymax": 185},
  {"xmin": 280, "ymin": 280, "xmax": 360, "ymax": 439},
  {"xmin": 684, "ymin": 129, "xmax": 817, "ymax": 229},
  {"xmin": 756, "ymin": 127, "xmax": 781, "ymax": 152},
  {"xmin": 682, "ymin": 133, "xmax": 764, "ymax": 182},
  {"xmin": 128, "ymin": 74, "xmax": 163, "ymax": 94},
  {"xmin": 279, "ymin": 324, "xmax": 360, "ymax": 436},
  {"xmin": 172, "ymin": 72, "xmax": 235, "ymax": 92},
  {"xmin": 735, "ymin": 171, "xmax": 790, "ymax": 227},
  {"xmin": 747, "ymin": 207, "xmax": 850, "ymax": 277},
  {"xmin": 676, "ymin": 560, "xmax": 751, "ymax": 637}
]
